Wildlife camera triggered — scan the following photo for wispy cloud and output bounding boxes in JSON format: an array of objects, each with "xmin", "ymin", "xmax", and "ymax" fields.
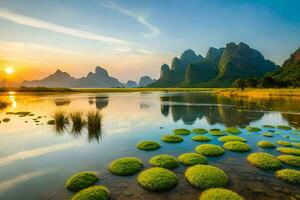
[
  {"xmin": 97, "ymin": 0, "xmax": 160, "ymax": 37},
  {"xmin": 0, "ymin": 8, "xmax": 129, "ymax": 45},
  {"xmin": 136, "ymin": 49, "xmax": 155, "ymax": 54}
]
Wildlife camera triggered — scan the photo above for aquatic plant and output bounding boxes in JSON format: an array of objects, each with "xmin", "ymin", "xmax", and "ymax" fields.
[
  {"xmin": 276, "ymin": 125, "xmax": 292, "ymax": 130},
  {"xmin": 292, "ymin": 142, "xmax": 300, "ymax": 148},
  {"xmin": 193, "ymin": 128, "xmax": 208, "ymax": 134},
  {"xmin": 136, "ymin": 141, "xmax": 161, "ymax": 151},
  {"xmin": 65, "ymin": 171, "xmax": 99, "ymax": 192},
  {"xmin": 87, "ymin": 110, "xmax": 103, "ymax": 143},
  {"xmin": 137, "ymin": 167, "xmax": 178, "ymax": 192},
  {"xmin": 173, "ymin": 128, "xmax": 191, "ymax": 135},
  {"xmin": 277, "ymin": 147, "xmax": 300, "ymax": 156},
  {"xmin": 218, "ymin": 135, "xmax": 246, "ymax": 143},
  {"xmin": 223, "ymin": 141, "xmax": 251, "ymax": 152},
  {"xmin": 263, "ymin": 125, "xmax": 274, "ymax": 128},
  {"xmin": 247, "ymin": 152, "xmax": 282, "ymax": 170},
  {"xmin": 161, "ymin": 135, "xmax": 183, "ymax": 143},
  {"xmin": 47, "ymin": 120, "xmax": 55, "ymax": 125},
  {"xmin": 70, "ymin": 111, "xmax": 86, "ymax": 133},
  {"xmin": 192, "ymin": 135, "xmax": 212, "ymax": 142},
  {"xmin": 199, "ymin": 188, "xmax": 245, "ymax": 200},
  {"xmin": 2, "ymin": 118, "xmax": 10, "ymax": 122},
  {"xmin": 71, "ymin": 185, "xmax": 110, "ymax": 200},
  {"xmin": 275, "ymin": 169, "xmax": 300, "ymax": 185},
  {"xmin": 195, "ymin": 144, "xmax": 225, "ymax": 156},
  {"xmin": 52, "ymin": 110, "xmax": 69, "ymax": 134},
  {"xmin": 277, "ymin": 155, "xmax": 300, "ymax": 167},
  {"xmin": 262, "ymin": 132, "xmax": 273, "ymax": 137},
  {"xmin": 276, "ymin": 140, "xmax": 291, "ymax": 147},
  {"xmin": 257, "ymin": 141, "xmax": 275, "ymax": 148},
  {"xmin": 108, "ymin": 157, "xmax": 143, "ymax": 176},
  {"xmin": 185, "ymin": 165, "xmax": 229, "ymax": 189},
  {"xmin": 225, "ymin": 127, "xmax": 241, "ymax": 134},
  {"xmin": 149, "ymin": 154, "xmax": 179, "ymax": 169},
  {"xmin": 178, "ymin": 153, "xmax": 207, "ymax": 166},
  {"xmin": 209, "ymin": 129, "xmax": 226, "ymax": 136},
  {"xmin": 246, "ymin": 126, "xmax": 261, "ymax": 132}
]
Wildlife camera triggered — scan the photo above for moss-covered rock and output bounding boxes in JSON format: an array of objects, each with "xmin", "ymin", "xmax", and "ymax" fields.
[
  {"xmin": 263, "ymin": 125, "xmax": 274, "ymax": 128},
  {"xmin": 193, "ymin": 128, "xmax": 208, "ymax": 134},
  {"xmin": 161, "ymin": 135, "xmax": 183, "ymax": 143},
  {"xmin": 276, "ymin": 125, "xmax": 292, "ymax": 130},
  {"xmin": 246, "ymin": 126, "xmax": 261, "ymax": 132},
  {"xmin": 137, "ymin": 167, "xmax": 178, "ymax": 191},
  {"xmin": 218, "ymin": 135, "xmax": 246, "ymax": 143},
  {"xmin": 108, "ymin": 157, "xmax": 143, "ymax": 176},
  {"xmin": 195, "ymin": 144, "xmax": 225, "ymax": 157},
  {"xmin": 185, "ymin": 165, "xmax": 229, "ymax": 189},
  {"xmin": 257, "ymin": 140, "xmax": 275, "ymax": 148},
  {"xmin": 225, "ymin": 127, "xmax": 241, "ymax": 134},
  {"xmin": 277, "ymin": 147, "xmax": 300, "ymax": 156},
  {"xmin": 65, "ymin": 172, "xmax": 99, "ymax": 192},
  {"xmin": 149, "ymin": 154, "xmax": 179, "ymax": 169},
  {"xmin": 275, "ymin": 169, "xmax": 300, "ymax": 185},
  {"xmin": 178, "ymin": 153, "xmax": 207, "ymax": 166},
  {"xmin": 173, "ymin": 128, "xmax": 191, "ymax": 135},
  {"xmin": 136, "ymin": 141, "xmax": 161, "ymax": 151},
  {"xmin": 199, "ymin": 188, "xmax": 245, "ymax": 200},
  {"xmin": 192, "ymin": 135, "xmax": 212, "ymax": 142},
  {"xmin": 223, "ymin": 141, "xmax": 251, "ymax": 152},
  {"xmin": 71, "ymin": 185, "xmax": 110, "ymax": 200},
  {"xmin": 262, "ymin": 132, "xmax": 273, "ymax": 137},
  {"xmin": 209, "ymin": 129, "xmax": 226, "ymax": 136},
  {"xmin": 247, "ymin": 152, "xmax": 282, "ymax": 170},
  {"xmin": 276, "ymin": 140, "xmax": 292, "ymax": 147},
  {"xmin": 277, "ymin": 155, "xmax": 300, "ymax": 168}
]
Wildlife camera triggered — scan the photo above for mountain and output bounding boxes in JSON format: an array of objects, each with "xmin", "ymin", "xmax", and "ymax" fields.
[
  {"xmin": 138, "ymin": 76, "xmax": 156, "ymax": 87},
  {"xmin": 126, "ymin": 80, "xmax": 138, "ymax": 88},
  {"xmin": 22, "ymin": 66, "xmax": 125, "ymax": 88}
]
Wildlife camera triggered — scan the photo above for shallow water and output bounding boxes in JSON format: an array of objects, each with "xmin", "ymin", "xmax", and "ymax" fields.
[{"xmin": 0, "ymin": 91, "xmax": 299, "ymax": 200}]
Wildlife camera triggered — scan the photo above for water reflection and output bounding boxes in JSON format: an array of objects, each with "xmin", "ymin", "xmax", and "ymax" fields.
[
  {"xmin": 95, "ymin": 96, "xmax": 109, "ymax": 109},
  {"xmin": 54, "ymin": 99, "xmax": 71, "ymax": 107}
]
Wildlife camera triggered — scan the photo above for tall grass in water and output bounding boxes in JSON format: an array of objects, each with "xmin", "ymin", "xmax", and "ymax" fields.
[
  {"xmin": 87, "ymin": 110, "xmax": 103, "ymax": 143},
  {"xmin": 70, "ymin": 111, "xmax": 86, "ymax": 135},
  {"xmin": 52, "ymin": 110, "xmax": 69, "ymax": 135}
]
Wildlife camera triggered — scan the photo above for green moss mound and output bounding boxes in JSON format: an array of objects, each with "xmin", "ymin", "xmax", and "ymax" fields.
[
  {"xmin": 218, "ymin": 135, "xmax": 246, "ymax": 143},
  {"xmin": 173, "ymin": 128, "xmax": 191, "ymax": 135},
  {"xmin": 277, "ymin": 147, "xmax": 300, "ymax": 156},
  {"xmin": 292, "ymin": 142, "xmax": 300, "ymax": 148},
  {"xmin": 178, "ymin": 153, "xmax": 207, "ymax": 166},
  {"xmin": 137, "ymin": 167, "xmax": 178, "ymax": 192},
  {"xmin": 65, "ymin": 172, "xmax": 99, "ymax": 192},
  {"xmin": 276, "ymin": 125, "xmax": 292, "ymax": 130},
  {"xmin": 199, "ymin": 188, "xmax": 245, "ymax": 200},
  {"xmin": 277, "ymin": 155, "xmax": 300, "ymax": 167},
  {"xmin": 225, "ymin": 127, "xmax": 241, "ymax": 134},
  {"xmin": 247, "ymin": 152, "xmax": 282, "ymax": 170},
  {"xmin": 108, "ymin": 157, "xmax": 143, "ymax": 176},
  {"xmin": 209, "ymin": 129, "xmax": 226, "ymax": 136},
  {"xmin": 192, "ymin": 135, "xmax": 212, "ymax": 142},
  {"xmin": 276, "ymin": 140, "xmax": 291, "ymax": 147},
  {"xmin": 149, "ymin": 154, "xmax": 179, "ymax": 169},
  {"xmin": 161, "ymin": 135, "xmax": 183, "ymax": 143},
  {"xmin": 71, "ymin": 185, "xmax": 110, "ymax": 200},
  {"xmin": 257, "ymin": 140, "xmax": 275, "ymax": 148},
  {"xmin": 193, "ymin": 128, "xmax": 208, "ymax": 134},
  {"xmin": 136, "ymin": 141, "xmax": 161, "ymax": 151},
  {"xmin": 275, "ymin": 169, "xmax": 300, "ymax": 185},
  {"xmin": 246, "ymin": 126, "xmax": 261, "ymax": 132},
  {"xmin": 262, "ymin": 132, "xmax": 273, "ymax": 137},
  {"xmin": 195, "ymin": 144, "xmax": 225, "ymax": 157},
  {"xmin": 263, "ymin": 125, "xmax": 274, "ymax": 128},
  {"xmin": 185, "ymin": 165, "xmax": 229, "ymax": 189},
  {"xmin": 223, "ymin": 141, "xmax": 251, "ymax": 152}
]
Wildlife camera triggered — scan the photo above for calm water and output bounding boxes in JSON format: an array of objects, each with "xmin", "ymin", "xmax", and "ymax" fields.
[{"xmin": 0, "ymin": 91, "xmax": 299, "ymax": 200}]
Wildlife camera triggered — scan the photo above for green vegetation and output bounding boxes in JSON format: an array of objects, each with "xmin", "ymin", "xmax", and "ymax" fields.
[
  {"xmin": 70, "ymin": 185, "xmax": 110, "ymax": 200},
  {"xmin": 195, "ymin": 144, "xmax": 225, "ymax": 156},
  {"xmin": 224, "ymin": 127, "xmax": 241, "ymax": 134},
  {"xmin": 161, "ymin": 135, "xmax": 183, "ymax": 143},
  {"xmin": 209, "ymin": 129, "xmax": 226, "ymax": 136},
  {"xmin": 2, "ymin": 118, "xmax": 10, "ymax": 122},
  {"xmin": 86, "ymin": 111, "xmax": 102, "ymax": 140},
  {"xmin": 277, "ymin": 155, "xmax": 300, "ymax": 167},
  {"xmin": 262, "ymin": 132, "xmax": 273, "ymax": 137},
  {"xmin": 137, "ymin": 167, "xmax": 178, "ymax": 192},
  {"xmin": 199, "ymin": 188, "xmax": 245, "ymax": 200},
  {"xmin": 65, "ymin": 172, "xmax": 98, "ymax": 192},
  {"xmin": 149, "ymin": 154, "xmax": 179, "ymax": 169},
  {"xmin": 276, "ymin": 140, "xmax": 291, "ymax": 147},
  {"xmin": 108, "ymin": 157, "xmax": 143, "ymax": 176},
  {"xmin": 276, "ymin": 125, "xmax": 292, "ymax": 130},
  {"xmin": 218, "ymin": 135, "xmax": 246, "ymax": 143},
  {"xmin": 192, "ymin": 135, "xmax": 212, "ymax": 142},
  {"xmin": 193, "ymin": 128, "xmax": 208, "ymax": 134},
  {"xmin": 292, "ymin": 142, "xmax": 300, "ymax": 148},
  {"xmin": 53, "ymin": 110, "xmax": 69, "ymax": 133},
  {"xmin": 173, "ymin": 128, "xmax": 191, "ymax": 135},
  {"xmin": 263, "ymin": 125, "xmax": 274, "ymax": 128},
  {"xmin": 277, "ymin": 147, "xmax": 300, "ymax": 156},
  {"xmin": 185, "ymin": 165, "xmax": 229, "ymax": 189},
  {"xmin": 70, "ymin": 111, "xmax": 86, "ymax": 133},
  {"xmin": 223, "ymin": 141, "xmax": 251, "ymax": 152},
  {"xmin": 247, "ymin": 152, "xmax": 282, "ymax": 170},
  {"xmin": 178, "ymin": 153, "xmax": 207, "ymax": 166},
  {"xmin": 136, "ymin": 141, "xmax": 161, "ymax": 151},
  {"xmin": 246, "ymin": 126, "xmax": 261, "ymax": 132},
  {"xmin": 257, "ymin": 141, "xmax": 275, "ymax": 148},
  {"xmin": 275, "ymin": 169, "xmax": 300, "ymax": 185}
]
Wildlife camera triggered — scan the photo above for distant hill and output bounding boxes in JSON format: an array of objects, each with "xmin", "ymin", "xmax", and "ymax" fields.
[
  {"xmin": 149, "ymin": 42, "xmax": 278, "ymax": 87},
  {"xmin": 138, "ymin": 76, "xmax": 156, "ymax": 87},
  {"xmin": 126, "ymin": 80, "xmax": 138, "ymax": 88}
]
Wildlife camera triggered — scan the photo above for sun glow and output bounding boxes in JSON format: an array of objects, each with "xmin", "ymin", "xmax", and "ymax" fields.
[{"xmin": 5, "ymin": 67, "xmax": 14, "ymax": 74}]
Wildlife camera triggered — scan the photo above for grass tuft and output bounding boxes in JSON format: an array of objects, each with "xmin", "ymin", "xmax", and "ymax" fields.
[
  {"xmin": 277, "ymin": 155, "xmax": 300, "ymax": 168},
  {"xmin": 193, "ymin": 128, "xmax": 208, "ymax": 134},
  {"xmin": 173, "ymin": 128, "xmax": 191, "ymax": 135},
  {"xmin": 65, "ymin": 171, "xmax": 98, "ymax": 192},
  {"xmin": 149, "ymin": 154, "xmax": 179, "ymax": 169},
  {"xmin": 247, "ymin": 152, "xmax": 282, "ymax": 170},
  {"xmin": 108, "ymin": 157, "xmax": 143, "ymax": 176},
  {"xmin": 53, "ymin": 111, "xmax": 69, "ymax": 133},
  {"xmin": 136, "ymin": 141, "xmax": 161, "ymax": 151},
  {"xmin": 225, "ymin": 127, "xmax": 241, "ymax": 134},
  {"xmin": 277, "ymin": 147, "xmax": 300, "ymax": 156},
  {"xmin": 192, "ymin": 135, "xmax": 212, "ymax": 142},
  {"xmin": 199, "ymin": 188, "xmax": 245, "ymax": 200},
  {"xmin": 275, "ymin": 169, "xmax": 300, "ymax": 185},
  {"xmin": 257, "ymin": 140, "xmax": 275, "ymax": 148},
  {"xmin": 70, "ymin": 111, "xmax": 86, "ymax": 133},
  {"xmin": 178, "ymin": 153, "xmax": 207, "ymax": 166},
  {"xmin": 246, "ymin": 126, "xmax": 261, "ymax": 132},
  {"xmin": 86, "ymin": 110, "xmax": 103, "ymax": 143},
  {"xmin": 161, "ymin": 135, "xmax": 183, "ymax": 143},
  {"xmin": 276, "ymin": 140, "xmax": 291, "ymax": 147},
  {"xmin": 71, "ymin": 185, "xmax": 110, "ymax": 200},
  {"xmin": 195, "ymin": 144, "xmax": 225, "ymax": 156},
  {"xmin": 276, "ymin": 125, "xmax": 292, "ymax": 130},
  {"xmin": 223, "ymin": 141, "xmax": 250, "ymax": 152},
  {"xmin": 218, "ymin": 135, "xmax": 246, "ymax": 143}
]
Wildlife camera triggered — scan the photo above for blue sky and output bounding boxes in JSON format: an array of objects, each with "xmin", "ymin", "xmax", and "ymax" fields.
[{"xmin": 0, "ymin": 0, "xmax": 299, "ymax": 82}]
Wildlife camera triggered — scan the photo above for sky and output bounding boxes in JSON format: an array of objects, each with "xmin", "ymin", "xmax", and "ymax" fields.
[{"xmin": 0, "ymin": 0, "xmax": 299, "ymax": 83}]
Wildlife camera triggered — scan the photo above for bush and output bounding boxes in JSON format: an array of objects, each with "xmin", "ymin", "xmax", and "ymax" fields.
[
  {"xmin": 149, "ymin": 154, "xmax": 179, "ymax": 169},
  {"xmin": 178, "ymin": 153, "xmax": 207, "ymax": 166},
  {"xmin": 199, "ymin": 188, "xmax": 245, "ymax": 200},
  {"xmin": 246, "ymin": 126, "xmax": 261, "ymax": 132},
  {"xmin": 161, "ymin": 135, "xmax": 183, "ymax": 143},
  {"xmin": 193, "ymin": 128, "xmax": 208, "ymax": 134},
  {"xmin": 108, "ymin": 157, "xmax": 143, "ymax": 176},
  {"xmin": 195, "ymin": 144, "xmax": 225, "ymax": 156},
  {"xmin": 275, "ymin": 169, "xmax": 300, "ymax": 185},
  {"xmin": 247, "ymin": 152, "xmax": 282, "ymax": 170},
  {"xmin": 173, "ymin": 128, "xmax": 191, "ymax": 135},
  {"xmin": 277, "ymin": 147, "xmax": 300, "ymax": 156},
  {"xmin": 71, "ymin": 185, "xmax": 110, "ymax": 200},
  {"xmin": 218, "ymin": 135, "xmax": 246, "ymax": 143},
  {"xmin": 65, "ymin": 172, "xmax": 98, "ymax": 192},
  {"xmin": 223, "ymin": 141, "xmax": 251, "ymax": 152},
  {"xmin": 276, "ymin": 125, "xmax": 292, "ymax": 130},
  {"xmin": 136, "ymin": 141, "xmax": 161, "ymax": 151},
  {"xmin": 192, "ymin": 135, "xmax": 212, "ymax": 142},
  {"xmin": 185, "ymin": 165, "xmax": 229, "ymax": 189},
  {"xmin": 137, "ymin": 167, "xmax": 178, "ymax": 191},
  {"xmin": 277, "ymin": 155, "xmax": 300, "ymax": 167},
  {"xmin": 257, "ymin": 141, "xmax": 275, "ymax": 148},
  {"xmin": 225, "ymin": 127, "xmax": 241, "ymax": 134}
]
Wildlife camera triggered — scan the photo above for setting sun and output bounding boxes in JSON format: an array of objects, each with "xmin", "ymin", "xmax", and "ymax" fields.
[{"xmin": 5, "ymin": 67, "xmax": 14, "ymax": 74}]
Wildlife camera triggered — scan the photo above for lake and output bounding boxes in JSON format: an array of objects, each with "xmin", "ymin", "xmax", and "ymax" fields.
[{"xmin": 0, "ymin": 91, "xmax": 299, "ymax": 200}]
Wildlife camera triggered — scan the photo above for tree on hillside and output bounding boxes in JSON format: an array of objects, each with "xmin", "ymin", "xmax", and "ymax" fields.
[{"xmin": 232, "ymin": 79, "xmax": 245, "ymax": 90}]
